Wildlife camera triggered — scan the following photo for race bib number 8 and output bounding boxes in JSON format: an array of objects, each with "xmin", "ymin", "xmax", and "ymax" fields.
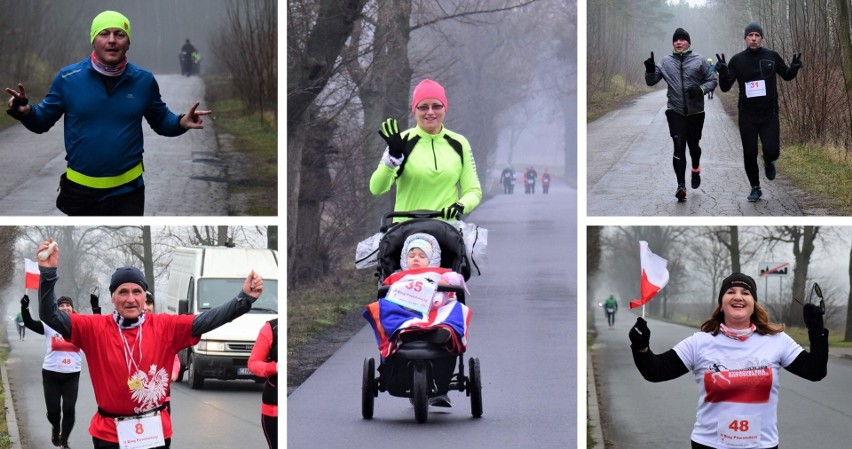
[
  {"xmin": 116, "ymin": 414, "xmax": 165, "ymax": 449},
  {"xmin": 717, "ymin": 413, "xmax": 761, "ymax": 448},
  {"xmin": 745, "ymin": 80, "xmax": 767, "ymax": 98}
]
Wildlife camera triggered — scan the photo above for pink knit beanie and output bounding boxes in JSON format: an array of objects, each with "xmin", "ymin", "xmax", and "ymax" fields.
[{"xmin": 411, "ymin": 79, "xmax": 448, "ymax": 113}]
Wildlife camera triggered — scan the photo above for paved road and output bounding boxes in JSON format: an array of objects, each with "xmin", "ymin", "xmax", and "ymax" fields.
[
  {"xmin": 0, "ymin": 74, "xmax": 226, "ymax": 216},
  {"xmin": 587, "ymin": 90, "xmax": 805, "ymax": 216},
  {"xmin": 288, "ymin": 181, "xmax": 578, "ymax": 448},
  {"xmin": 4, "ymin": 310, "xmax": 266, "ymax": 448},
  {"xmin": 591, "ymin": 311, "xmax": 852, "ymax": 448}
]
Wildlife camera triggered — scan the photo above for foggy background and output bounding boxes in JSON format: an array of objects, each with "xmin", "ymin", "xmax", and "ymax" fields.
[
  {"xmin": 288, "ymin": 0, "xmax": 577, "ymax": 285},
  {"xmin": 587, "ymin": 226, "xmax": 852, "ymax": 338}
]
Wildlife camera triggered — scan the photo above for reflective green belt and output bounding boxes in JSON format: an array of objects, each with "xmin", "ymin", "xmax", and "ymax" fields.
[{"xmin": 66, "ymin": 162, "xmax": 143, "ymax": 189}]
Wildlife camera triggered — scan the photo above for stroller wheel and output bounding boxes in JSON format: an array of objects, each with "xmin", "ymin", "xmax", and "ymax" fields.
[
  {"xmin": 468, "ymin": 357, "xmax": 483, "ymax": 417},
  {"xmin": 362, "ymin": 358, "xmax": 376, "ymax": 419},
  {"xmin": 412, "ymin": 365, "xmax": 429, "ymax": 423}
]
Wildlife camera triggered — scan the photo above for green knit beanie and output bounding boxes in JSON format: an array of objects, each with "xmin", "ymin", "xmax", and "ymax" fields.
[{"xmin": 90, "ymin": 11, "xmax": 132, "ymax": 44}]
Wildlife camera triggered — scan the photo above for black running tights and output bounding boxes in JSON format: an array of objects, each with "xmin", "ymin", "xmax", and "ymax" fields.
[
  {"xmin": 738, "ymin": 110, "xmax": 780, "ymax": 187},
  {"xmin": 43, "ymin": 369, "xmax": 80, "ymax": 445},
  {"xmin": 262, "ymin": 414, "xmax": 277, "ymax": 448},
  {"xmin": 665, "ymin": 110, "xmax": 705, "ymax": 185}
]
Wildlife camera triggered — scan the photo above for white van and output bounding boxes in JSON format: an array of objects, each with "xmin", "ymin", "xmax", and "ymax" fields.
[{"xmin": 164, "ymin": 246, "xmax": 278, "ymax": 389}]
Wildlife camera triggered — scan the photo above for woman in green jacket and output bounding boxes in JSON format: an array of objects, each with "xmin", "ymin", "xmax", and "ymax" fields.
[{"xmin": 370, "ymin": 79, "xmax": 482, "ymax": 220}]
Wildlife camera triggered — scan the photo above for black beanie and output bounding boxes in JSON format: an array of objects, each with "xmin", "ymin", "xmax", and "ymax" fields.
[
  {"xmin": 57, "ymin": 296, "xmax": 74, "ymax": 308},
  {"xmin": 109, "ymin": 267, "xmax": 148, "ymax": 294},
  {"xmin": 744, "ymin": 23, "xmax": 764, "ymax": 38},
  {"xmin": 718, "ymin": 273, "xmax": 757, "ymax": 304},
  {"xmin": 673, "ymin": 28, "xmax": 691, "ymax": 44}
]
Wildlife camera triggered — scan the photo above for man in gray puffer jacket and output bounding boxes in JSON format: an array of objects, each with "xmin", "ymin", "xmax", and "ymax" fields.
[{"xmin": 645, "ymin": 28, "xmax": 717, "ymax": 202}]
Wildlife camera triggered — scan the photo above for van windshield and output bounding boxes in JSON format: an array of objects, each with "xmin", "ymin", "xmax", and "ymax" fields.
[{"xmin": 197, "ymin": 278, "xmax": 278, "ymax": 313}]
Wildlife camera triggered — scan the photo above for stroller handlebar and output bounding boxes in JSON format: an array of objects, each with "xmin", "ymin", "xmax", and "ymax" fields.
[{"xmin": 380, "ymin": 209, "xmax": 463, "ymax": 230}]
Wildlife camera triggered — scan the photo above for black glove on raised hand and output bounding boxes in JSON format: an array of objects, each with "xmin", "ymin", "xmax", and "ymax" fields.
[
  {"xmin": 6, "ymin": 95, "xmax": 28, "ymax": 120},
  {"xmin": 643, "ymin": 52, "xmax": 656, "ymax": 73},
  {"xmin": 714, "ymin": 53, "xmax": 728, "ymax": 77},
  {"xmin": 629, "ymin": 317, "xmax": 651, "ymax": 351},
  {"xmin": 442, "ymin": 202, "xmax": 464, "ymax": 220},
  {"xmin": 789, "ymin": 52, "xmax": 803, "ymax": 70},
  {"xmin": 90, "ymin": 292, "xmax": 99, "ymax": 310},
  {"xmin": 803, "ymin": 303, "xmax": 824, "ymax": 335},
  {"xmin": 21, "ymin": 294, "xmax": 29, "ymax": 309},
  {"xmin": 378, "ymin": 118, "xmax": 406, "ymax": 159},
  {"xmin": 687, "ymin": 85, "xmax": 704, "ymax": 98}
]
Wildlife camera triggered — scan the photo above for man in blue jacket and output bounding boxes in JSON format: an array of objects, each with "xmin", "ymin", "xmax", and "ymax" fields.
[{"xmin": 4, "ymin": 10, "xmax": 210, "ymax": 216}]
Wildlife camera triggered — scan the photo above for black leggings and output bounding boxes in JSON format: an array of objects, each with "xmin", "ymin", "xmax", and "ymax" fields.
[
  {"xmin": 665, "ymin": 110, "xmax": 705, "ymax": 185},
  {"xmin": 261, "ymin": 414, "xmax": 277, "ymax": 448},
  {"xmin": 691, "ymin": 440, "xmax": 778, "ymax": 449},
  {"xmin": 738, "ymin": 109, "xmax": 780, "ymax": 187},
  {"xmin": 93, "ymin": 437, "xmax": 171, "ymax": 448},
  {"xmin": 42, "ymin": 369, "xmax": 80, "ymax": 446}
]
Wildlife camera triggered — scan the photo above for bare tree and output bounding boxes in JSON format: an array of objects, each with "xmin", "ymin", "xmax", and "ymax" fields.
[{"xmin": 762, "ymin": 226, "xmax": 820, "ymax": 324}]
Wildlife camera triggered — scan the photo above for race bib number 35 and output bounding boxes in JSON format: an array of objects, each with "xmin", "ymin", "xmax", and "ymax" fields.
[
  {"xmin": 116, "ymin": 414, "xmax": 165, "ymax": 449},
  {"xmin": 745, "ymin": 80, "xmax": 767, "ymax": 98},
  {"xmin": 717, "ymin": 413, "xmax": 761, "ymax": 448},
  {"xmin": 385, "ymin": 272, "xmax": 440, "ymax": 314}
]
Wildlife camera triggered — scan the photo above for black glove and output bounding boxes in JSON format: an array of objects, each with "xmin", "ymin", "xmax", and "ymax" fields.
[
  {"xmin": 378, "ymin": 118, "xmax": 406, "ymax": 159},
  {"xmin": 803, "ymin": 303, "xmax": 824, "ymax": 335},
  {"xmin": 790, "ymin": 52, "xmax": 802, "ymax": 70},
  {"xmin": 442, "ymin": 202, "xmax": 464, "ymax": 220},
  {"xmin": 715, "ymin": 53, "xmax": 728, "ymax": 77},
  {"xmin": 21, "ymin": 294, "xmax": 29, "ymax": 309},
  {"xmin": 686, "ymin": 85, "xmax": 704, "ymax": 98},
  {"xmin": 6, "ymin": 95, "xmax": 28, "ymax": 120},
  {"xmin": 643, "ymin": 52, "xmax": 655, "ymax": 73},
  {"xmin": 90, "ymin": 291, "xmax": 99, "ymax": 310},
  {"xmin": 629, "ymin": 317, "xmax": 650, "ymax": 351}
]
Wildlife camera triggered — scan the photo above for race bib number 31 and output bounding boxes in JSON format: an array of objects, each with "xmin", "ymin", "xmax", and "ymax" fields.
[
  {"xmin": 717, "ymin": 413, "xmax": 761, "ymax": 448},
  {"xmin": 385, "ymin": 273, "xmax": 441, "ymax": 314},
  {"xmin": 745, "ymin": 80, "xmax": 767, "ymax": 98},
  {"xmin": 116, "ymin": 414, "xmax": 165, "ymax": 449}
]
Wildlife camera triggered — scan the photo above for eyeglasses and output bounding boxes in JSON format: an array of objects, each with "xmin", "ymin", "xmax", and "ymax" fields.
[{"xmin": 416, "ymin": 104, "xmax": 445, "ymax": 112}]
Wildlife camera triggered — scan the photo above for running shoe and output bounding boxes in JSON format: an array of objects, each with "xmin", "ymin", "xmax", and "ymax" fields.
[
  {"xmin": 765, "ymin": 160, "xmax": 776, "ymax": 180},
  {"xmin": 690, "ymin": 167, "xmax": 701, "ymax": 189},
  {"xmin": 747, "ymin": 186, "xmax": 762, "ymax": 202},
  {"xmin": 675, "ymin": 184, "xmax": 687, "ymax": 201},
  {"xmin": 429, "ymin": 394, "xmax": 452, "ymax": 407},
  {"xmin": 51, "ymin": 427, "xmax": 60, "ymax": 446}
]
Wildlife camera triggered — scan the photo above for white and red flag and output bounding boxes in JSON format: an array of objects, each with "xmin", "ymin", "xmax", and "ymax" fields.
[
  {"xmin": 628, "ymin": 241, "xmax": 669, "ymax": 310},
  {"xmin": 24, "ymin": 258, "xmax": 40, "ymax": 290}
]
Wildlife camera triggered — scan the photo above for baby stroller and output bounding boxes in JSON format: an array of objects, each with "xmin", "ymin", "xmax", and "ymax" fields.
[{"xmin": 362, "ymin": 210, "xmax": 483, "ymax": 423}]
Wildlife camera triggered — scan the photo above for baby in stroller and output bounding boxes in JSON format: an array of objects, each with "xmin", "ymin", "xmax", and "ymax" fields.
[{"xmin": 364, "ymin": 232, "xmax": 471, "ymax": 360}]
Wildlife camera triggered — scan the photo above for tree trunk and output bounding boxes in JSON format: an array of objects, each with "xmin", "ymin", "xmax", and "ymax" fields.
[
  {"xmin": 587, "ymin": 226, "xmax": 601, "ymax": 334},
  {"xmin": 142, "ymin": 226, "xmax": 154, "ymax": 297},
  {"xmin": 729, "ymin": 226, "xmax": 740, "ymax": 273},
  {"xmin": 787, "ymin": 226, "xmax": 818, "ymax": 324}
]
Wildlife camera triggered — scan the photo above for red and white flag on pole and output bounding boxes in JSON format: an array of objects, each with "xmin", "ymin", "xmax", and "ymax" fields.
[
  {"xmin": 24, "ymin": 258, "xmax": 40, "ymax": 290},
  {"xmin": 628, "ymin": 241, "xmax": 669, "ymax": 310}
]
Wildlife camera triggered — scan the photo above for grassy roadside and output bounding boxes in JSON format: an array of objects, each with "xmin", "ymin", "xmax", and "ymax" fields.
[
  {"xmin": 0, "ymin": 344, "xmax": 12, "ymax": 448},
  {"xmin": 287, "ymin": 269, "xmax": 376, "ymax": 392},
  {"xmin": 777, "ymin": 144, "xmax": 852, "ymax": 215},
  {"xmin": 202, "ymin": 75, "xmax": 277, "ymax": 216},
  {"xmin": 587, "ymin": 76, "xmax": 652, "ymax": 122}
]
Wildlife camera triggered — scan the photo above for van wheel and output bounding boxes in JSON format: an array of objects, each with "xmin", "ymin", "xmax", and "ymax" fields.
[{"xmin": 188, "ymin": 355, "xmax": 205, "ymax": 390}]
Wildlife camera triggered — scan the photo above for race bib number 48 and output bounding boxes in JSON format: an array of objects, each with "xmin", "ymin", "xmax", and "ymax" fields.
[
  {"xmin": 745, "ymin": 80, "xmax": 767, "ymax": 98},
  {"xmin": 717, "ymin": 413, "xmax": 761, "ymax": 448}
]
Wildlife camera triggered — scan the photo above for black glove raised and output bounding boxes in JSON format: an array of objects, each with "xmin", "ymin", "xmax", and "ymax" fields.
[
  {"xmin": 442, "ymin": 202, "xmax": 464, "ymax": 220},
  {"xmin": 629, "ymin": 317, "xmax": 651, "ymax": 351},
  {"xmin": 790, "ymin": 52, "xmax": 803, "ymax": 70},
  {"xmin": 90, "ymin": 290, "xmax": 99, "ymax": 310},
  {"xmin": 803, "ymin": 303, "xmax": 824, "ymax": 335},
  {"xmin": 643, "ymin": 52, "xmax": 656, "ymax": 74},
  {"xmin": 6, "ymin": 95, "xmax": 28, "ymax": 120},
  {"xmin": 714, "ymin": 53, "xmax": 728, "ymax": 77},
  {"xmin": 21, "ymin": 294, "xmax": 29, "ymax": 309},
  {"xmin": 378, "ymin": 118, "xmax": 406, "ymax": 159}
]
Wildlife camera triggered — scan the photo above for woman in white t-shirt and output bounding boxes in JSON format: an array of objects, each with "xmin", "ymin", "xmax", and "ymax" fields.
[
  {"xmin": 21, "ymin": 294, "xmax": 82, "ymax": 449},
  {"xmin": 628, "ymin": 273, "xmax": 828, "ymax": 449}
]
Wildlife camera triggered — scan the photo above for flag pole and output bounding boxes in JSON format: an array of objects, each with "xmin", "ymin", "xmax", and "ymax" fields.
[{"xmin": 641, "ymin": 303, "xmax": 645, "ymax": 319}]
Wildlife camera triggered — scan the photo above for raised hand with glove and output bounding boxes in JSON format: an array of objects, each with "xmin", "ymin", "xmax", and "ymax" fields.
[
  {"xmin": 378, "ymin": 118, "xmax": 408, "ymax": 162},
  {"xmin": 714, "ymin": 53, "xmax": 728, "ymax": 77},
  {"xmin": 686, "ymin": 85, "xmax": 704, "ymax": 98},
  {"xmin": 789, "ymin": 52, "xmax": 803, "ymax": 70},
  {"xmin": 643, "ymin": 52, "xmax": 656, "ymax": 74},
  {"xmin": 21, "ymin": 294, "xmax": 30, "ymax": 309},
  {"xmin": 803, "ymin": 303, "xmax": 825, "ymax": 337},
  {"xmin": 629, "ymin": 317, "xmax": 651, "ymax": 352}
]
